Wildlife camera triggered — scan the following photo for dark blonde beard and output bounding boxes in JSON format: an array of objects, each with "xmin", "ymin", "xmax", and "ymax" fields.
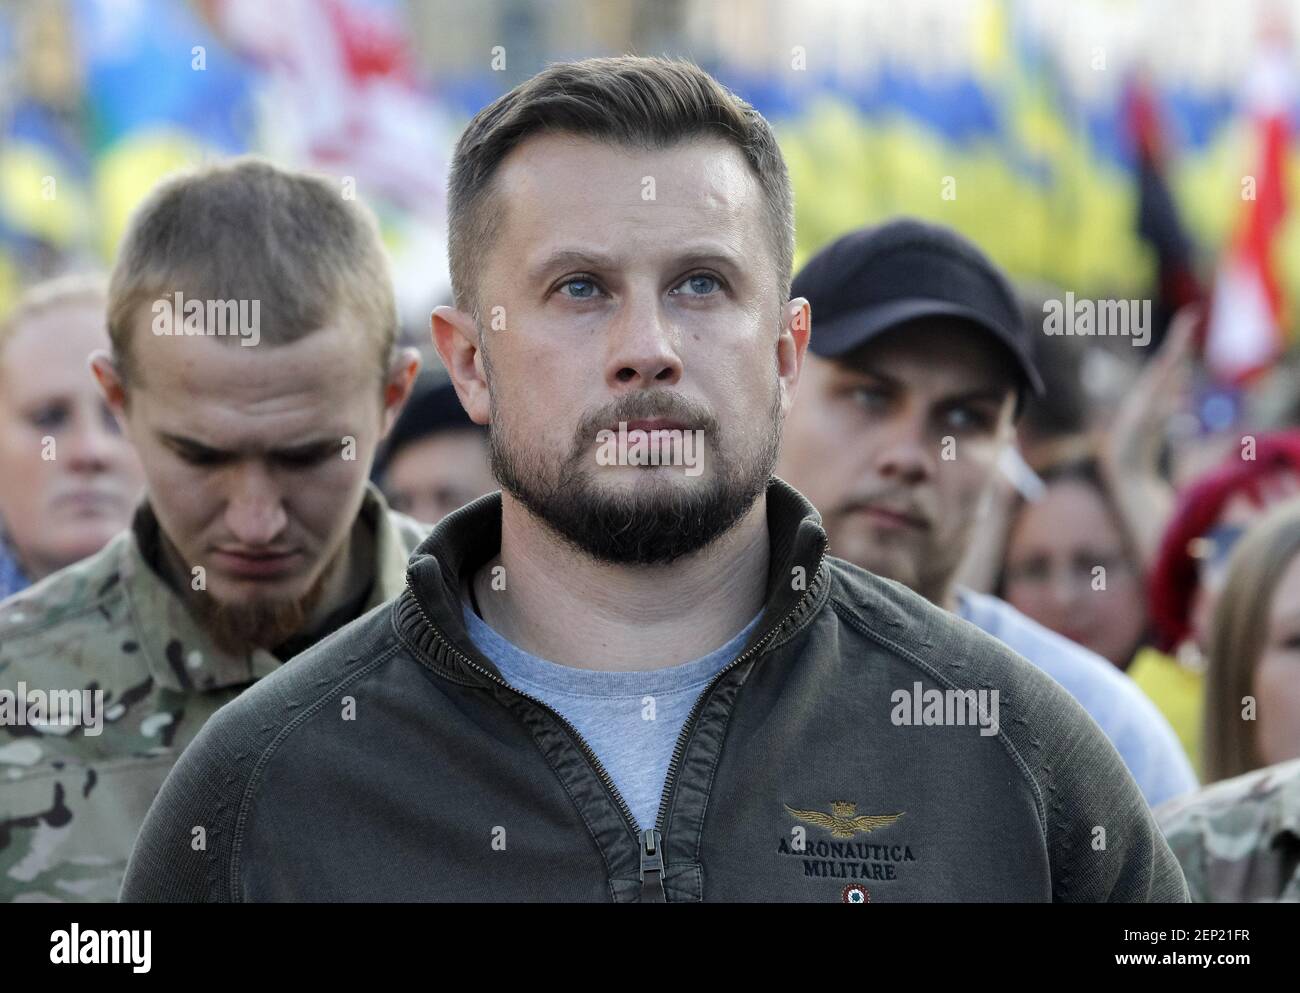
[
  {"xmin": 488, "ymin": 380, "xmax": 783, "ymax": 565},
  {"xmin": 189, "ymin": 571, "xmax": 330, "ymax": 655}
]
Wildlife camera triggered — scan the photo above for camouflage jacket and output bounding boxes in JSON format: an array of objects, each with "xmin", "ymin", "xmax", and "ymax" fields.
[
  {"xmin": 0, "ymin": 484, "xmax": 429, "ymax": 902},
  {"xmin": 1156, "ymin": 758, "xmax": 1300, "ymax": 902}
]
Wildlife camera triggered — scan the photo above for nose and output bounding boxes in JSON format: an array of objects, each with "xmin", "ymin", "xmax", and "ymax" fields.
[
  {"xmin": 872, "ymin": 411, "xmax": 932, "ymax": 485},
  {"xmin": 223, "ymin": 463, "xmax": 289, "ymax": 547},
  {"xmin": 603, "ymin": 288, "xmax": 683, "ymax": 390},
  {"xmin": 1048, "ymin": 567, "xmax": 1084, "ymax": 608}
]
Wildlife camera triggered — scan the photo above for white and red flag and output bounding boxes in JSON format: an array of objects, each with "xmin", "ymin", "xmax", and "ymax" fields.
[{"xmin": 1204, "ymin": 31, "xmax": 1292, "ymax": 384}]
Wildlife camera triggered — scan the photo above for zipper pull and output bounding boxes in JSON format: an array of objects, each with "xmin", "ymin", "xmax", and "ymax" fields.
[{"xmin": 639, "ymin": 828, "xmax": 667, "ymax": 903}]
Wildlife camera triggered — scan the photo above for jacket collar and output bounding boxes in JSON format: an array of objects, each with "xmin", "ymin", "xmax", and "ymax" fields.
[
  {"xmin": 397, "ymin": 476, "xmax": 830, "ymax": 679},
  {"xmin": 124, "ymin": 482, "xmax": 414, "ymax": 692}
]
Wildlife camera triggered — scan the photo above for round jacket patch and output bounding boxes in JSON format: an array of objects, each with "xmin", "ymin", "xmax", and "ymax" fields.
[{"xmin": 841, "ymin": 884, "xmax": 870, "ymax": 904}]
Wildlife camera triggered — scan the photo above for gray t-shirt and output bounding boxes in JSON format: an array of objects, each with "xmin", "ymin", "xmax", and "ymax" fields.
[{"xmin": 462, "ymin": 601, "xmax": 762, "ymax": 833}]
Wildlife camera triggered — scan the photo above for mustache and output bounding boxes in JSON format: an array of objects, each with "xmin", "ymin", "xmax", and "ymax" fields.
[{"xmin": 575, "ymin": 391, "xmax": 718, "ymax": 441}]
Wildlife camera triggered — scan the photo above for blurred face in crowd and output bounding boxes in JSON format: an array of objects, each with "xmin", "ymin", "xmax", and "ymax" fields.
[
  {"xmin": 1253, "ymin": 547, "xmax": 1300, "ymax": 767},
  {"xmin": 0, "ymin": 298, "xmax": 144, "ymax": 580},
  {"xmin": 435, "ymin": 133, "xmax": 808, "ymax": 564},
  {"xmin": 777, "ymin": 321, "xmax": 1017, "ymax": 604},
  {"xmin": 381, "ymin": 429, "xmax": 494, "ymax": 524},
  {"xmin": 92, "ymin": 315, "xmax": 416, "ymax": 650},
  {"xmin": 1002, "ymin": 477, "xmax": 1146, "ymax": 667}
]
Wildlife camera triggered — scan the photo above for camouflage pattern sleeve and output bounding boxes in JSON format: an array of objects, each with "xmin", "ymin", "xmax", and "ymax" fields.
[
  {"xmin": 0, "ymin": 533, "xmax": 253, "ymax": 902},
  {"xmin": 1156, "ymin": 758, "xmax": 1300, "ymax": 902},
  {"xmin": 3, "ymin": 486, "xmax": 427, "ymax": 902}
]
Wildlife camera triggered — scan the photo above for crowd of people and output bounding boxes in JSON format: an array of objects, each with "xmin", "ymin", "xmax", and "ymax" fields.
[{"xmin": 1, "ymin": 54, "xmax": 1297, "ymax": 903}]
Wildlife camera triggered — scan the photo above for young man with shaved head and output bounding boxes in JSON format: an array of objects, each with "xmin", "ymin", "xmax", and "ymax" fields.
[
  {"xmin": 0, "ymin": 159, "xmax": 426, "ymax": 901},
  {"xmin": 125, "ymin": 58, "xmax": 1187, "ymax": 903}
]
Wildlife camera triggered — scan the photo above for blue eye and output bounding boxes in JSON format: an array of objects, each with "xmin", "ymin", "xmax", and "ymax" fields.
[
  {"xmin": 945, "ymin": 406, "xmax": 994, "ymax": 432},
  {"xmin": 947, "ymin": 408, "xmax": 975, "ymax": 428},
  {"xmin": 560, "ymin": 278, "xmax": 599, "ymax": 299},
  {"xmin": 673, "ymin": 273, "xmax": 721, "ymax": 296},
  {"xmin": 850, "ymin": 387, "xmax": 888, "ymax": 412}
]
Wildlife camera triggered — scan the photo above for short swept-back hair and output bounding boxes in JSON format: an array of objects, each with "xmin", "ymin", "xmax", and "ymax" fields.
[
  {"xmin": 0, "ymin": 273, "xmax": 108, "ymax": 365},
  {"xmin": 108, "ymin": 157, "xmax": 397, "ymax": 385},
  {"xmin": 446, "ymin": 56, "xmax": 794, "ymax": 321}
]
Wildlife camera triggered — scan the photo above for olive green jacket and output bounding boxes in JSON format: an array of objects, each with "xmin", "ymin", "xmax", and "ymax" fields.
[{"xmin": 123, "ymin": 479, "xmax": 1188, "ymax": 902}]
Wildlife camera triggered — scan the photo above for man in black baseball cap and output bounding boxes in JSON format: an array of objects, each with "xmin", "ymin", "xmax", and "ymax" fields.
[
  {"xmin": 373, "ymin": 373, "xmax": 494, "ymax": 524},
  {"xmin": 777, "ymin": 217, "xmax": 1197, "ymax": 808},
  {"xmin": 788, "ymin": 216, "xmax": 1044, "ymax": 407}
]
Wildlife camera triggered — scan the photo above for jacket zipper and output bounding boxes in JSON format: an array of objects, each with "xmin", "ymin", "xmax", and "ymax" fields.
[
  {"xmin": 649, "ymin": 558, "xmax": 821, "ymax": 837},
  {"xmin": 404, "ymin": 549, "xmax": 824, "ymax": 900}
]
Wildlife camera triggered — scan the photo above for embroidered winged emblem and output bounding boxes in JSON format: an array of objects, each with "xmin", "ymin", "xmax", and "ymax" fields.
[{"xmin": 785, "ymin": 801, "xmax": 904, "ymax": 839}]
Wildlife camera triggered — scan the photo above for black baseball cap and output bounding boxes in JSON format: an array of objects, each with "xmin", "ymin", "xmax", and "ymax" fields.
[{"xmin": 792, "ymin": 217, "xmax": 1045, "ymax": 402}]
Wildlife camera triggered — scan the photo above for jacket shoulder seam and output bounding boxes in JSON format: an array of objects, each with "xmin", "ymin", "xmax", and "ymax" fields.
[{"xmin": 227, "ymin": 641, "xmax": 404, "ymax": 900}]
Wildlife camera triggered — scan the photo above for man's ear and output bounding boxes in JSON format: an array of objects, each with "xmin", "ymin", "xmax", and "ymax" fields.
[
  {"xmin": 432, "ymin": 305, "xmax": 490, "ymax": 426},
  {"xmin": 380, "ymin": 347, "xmax": 422, "ymax": 438},
  {"xmin": 89, "ymin": 351, "xmax": 130, "ymax": 431},
  {"xmin": 777, "ymin": 297, "xmax": 811, "ymax": 416}
]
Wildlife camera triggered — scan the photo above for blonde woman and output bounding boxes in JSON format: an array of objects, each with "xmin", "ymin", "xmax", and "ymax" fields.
[
  {"xmin": 0, "ymin": 275, "xmax": 144, "ymax": 599},
  {"xmin": 1201, "ymin": 496, "xmax": 1300, "ymax": 783},
  {"xmin": 1156, "ymin": 499, "xmax": 1300, "ymax": 901}
]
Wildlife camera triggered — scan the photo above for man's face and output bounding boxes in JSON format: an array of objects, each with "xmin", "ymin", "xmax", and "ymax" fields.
[
  {"xmin": 95, "ymin": 319, "xmax": 406, "ymax": 649},
  {"xmin": 776, "ymin": 322, "xmax": 1017, "ymax": 602},
  {"xmin": 382, "ymin": 430, "xmax": 494, "ymax": 524},
  {"xmin": 0, "ymin": 300, "xmax": 144, "ymax": 579},
  {"xmin": 437, "ymin": 133, "xmax": 807, "ymax": 564}
]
